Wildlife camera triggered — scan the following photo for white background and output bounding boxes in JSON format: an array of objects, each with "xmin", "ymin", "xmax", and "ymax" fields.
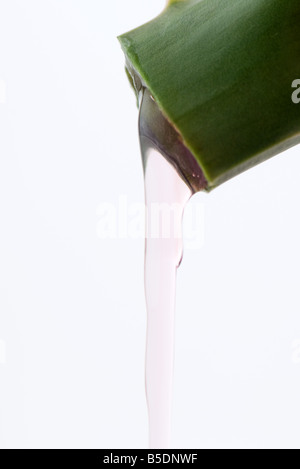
[{"xmin": 0, "ymin": 0, "xmax": 300, "ymax": 449}]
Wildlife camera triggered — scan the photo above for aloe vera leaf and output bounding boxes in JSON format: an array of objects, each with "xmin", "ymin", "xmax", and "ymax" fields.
[{"xmin": 118, "ymin": 0, "xmax": 300, "ymax": 190}]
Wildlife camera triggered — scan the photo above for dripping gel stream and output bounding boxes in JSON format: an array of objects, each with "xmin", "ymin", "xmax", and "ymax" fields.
[{"xmin": 139, "ymin": 88, "xmax": 206, "ymax": 449}]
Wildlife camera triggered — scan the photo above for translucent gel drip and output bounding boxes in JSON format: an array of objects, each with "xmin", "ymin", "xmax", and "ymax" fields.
[
  {"xmin": 138, "ymin": 86, "xmax": 194, "ymax": 449},
  {"xmin": 143, "ymin": 148, "xmax": 191, "ymax": 449}
]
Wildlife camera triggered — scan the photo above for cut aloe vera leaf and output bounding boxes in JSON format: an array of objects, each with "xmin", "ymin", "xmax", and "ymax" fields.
[{"xmin": 118, "ymin": 0, "xmax": 300, "ymax": 190}]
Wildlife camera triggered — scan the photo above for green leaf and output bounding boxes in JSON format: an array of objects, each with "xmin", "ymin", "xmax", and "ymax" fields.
[{"xmin": 118, "ymin": 0, "xmax": 300, "ymax": 189}]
